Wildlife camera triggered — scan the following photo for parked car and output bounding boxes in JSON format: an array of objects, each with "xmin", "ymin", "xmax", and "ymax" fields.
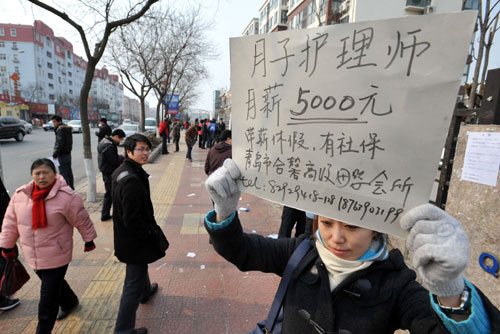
[
  {"xmin": 145, "ymin": 117, "xmax": 157, "ymax": 135},
  {"xmin": 117, "ymin": 123, "xmax": 139, "ymax": 145},
  {"xmin": 21, "ymin": 120, "xmax": 33, "ymax": 134},
  {"xmin": 0, "ymin": 116, "xmax": 26, "ymax": 142},
  {"xmin": 68, "ymin": 120, "xmax": 82, "ymax": 133},
  {"xmin": 122, "ymin": 119, "xmax": 132, "ymax": 124},
  {"xmin": 43, "ymin": 122, "xmax": 54, "ymax": 131}
]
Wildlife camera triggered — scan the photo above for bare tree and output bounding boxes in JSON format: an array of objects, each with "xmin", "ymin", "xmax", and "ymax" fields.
[
  {"xmin": 468, "ymin": 0, "xmax": 500, "ymax": 108},
  {"xmin": 27, "ymin": 0, "xmax": 159, "ymax": 202}
]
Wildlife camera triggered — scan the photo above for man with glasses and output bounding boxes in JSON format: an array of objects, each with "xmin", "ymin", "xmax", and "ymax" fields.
[{"xmin": 112, "ymin": 134, "xmax": 168, "ymax": 334}]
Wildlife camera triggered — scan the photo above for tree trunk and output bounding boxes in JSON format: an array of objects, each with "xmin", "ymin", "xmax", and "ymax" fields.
[
  {"xmin": 79, "ymin": 59, "xmax": 97, "ymax": 202},
  {"xmin": 139, "ymin": 96, "xmax": 146, "ymax": 132}
]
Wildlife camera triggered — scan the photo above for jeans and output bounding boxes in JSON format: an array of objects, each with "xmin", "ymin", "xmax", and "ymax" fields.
[
  {"xmin": 101, "ymin": 173, "xmax": 112, "ymax": 219},
  {"xmin": 35, "ymin": 265, "xmax": 78, "ymax": 334},
  {"xmin": 278, "ymin": 206, "xmax": 306, "ymax": 238},
  {"xmin": 114, "ymin": 264, "xmax": 151, "ymax": 334},
  {"xmin": 58, "ymin": 154, "xmax": 74, "ymax": 190},
  {"xmin": 186, "ymin": 140, "xmax": 194, "ymax": 160}
]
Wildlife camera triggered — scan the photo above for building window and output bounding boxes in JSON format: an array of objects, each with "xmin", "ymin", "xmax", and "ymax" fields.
[
  {"xmin": 0, "ymin": 54, "xmax": 5, "ymax": 60},
  {"xmin": 281, "ymin": 10, "xmax": 288, "ymax": 24},
  {"xmin": 12, "ymin": 42, "xmax": 18, "ymax": 50},
  {"xmin": 69, "ymin": 89, "xmax": 73, "ymax": 94},
  {"xmin": 14, "ymin": 66, "xmax": 19, "ymax": 74},
  {"xmin": 0, "ymin": 42, "xmax": 4, "ymax": 48},
  {"xmin": 47, "ymin": 62, "xmax": 53, "ymax": 69},
  {"xmin": 56, "ymin": 45, "xmax": 60, "ymax": 52},
  {"xmin": 10, "ymin": 29, "xmax": 16, "ymax": 37},
  {"xmin": 0, "ymin": 66, "xmax": 6, "ymax": 73},
  {"xmin": 46, "ymin": 51, "xmax": 52, "ymax": 58},
  {"xmin": 69, "ymin": 80, "xmax": 72, "ymax": 85},
  {"xmin": 49, "ymin": 94, "xmax": 55, "ymax": 100},
  {"xmin": 48, "ymin": 73, "xmax": 53, "ymax": 79},
  {"xmin": 68, "ymin": 63, "xmax": 72, "ymax": 68},
  {"xmin": 48, "ymin": 83, "xmax": 54, "ymax": 89},
  {"xmin": 68, "ymin": 71, "xmax": 72, "ymax": 77},
  {"xmin": 1, "ymin": 78, "xmax": 7, "ymax": 85},
  {"xmin": 0, "ymin": 28, "xmax": 4, "ymax": 36}
]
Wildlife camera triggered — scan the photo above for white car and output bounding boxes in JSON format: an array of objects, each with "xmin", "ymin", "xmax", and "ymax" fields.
[
  {"xmin": 21, "ymin": 120, "xmax": 33, "ymax": 134},
  {"xmin": 117, "ymin": 124, "xmax": 139, "ymax": 144},
  {"xmin": 145, "ymin": 117, "xmax": 157, "ymax": 135},
  {"xmin": 68, "ymin": 120, "xmax": 82, "ymax": 133}
]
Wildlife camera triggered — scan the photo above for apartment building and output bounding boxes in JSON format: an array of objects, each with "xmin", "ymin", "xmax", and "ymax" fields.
[
  {"xmin": 259, "ymin": 0, "xmax": 290, "ymax": 33},
  {"xmin": 243, "ymin": 18, "xmax": 260, "ymax": 36},
  {"xmin": 0, "ymin": 20, "xmax": 123, "ymax": 121}
]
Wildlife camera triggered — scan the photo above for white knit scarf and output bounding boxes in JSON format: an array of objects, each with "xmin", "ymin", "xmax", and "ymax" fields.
[{"xmin": 315, "ymin": 239, "xmax": 374, "ymax": 291}]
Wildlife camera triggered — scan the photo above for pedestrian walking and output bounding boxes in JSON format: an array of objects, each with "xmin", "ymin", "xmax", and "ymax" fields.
[
  {"xmin": 112, "ymin": 134, "xmax": 168, "ymax": 334},
  {"xmin": 202, "ymin": 119, "xmax": 209, "ymax": 149},
  {"xmin": 159, "ymin": 118, "xmax": 169, "ymax": 155},
  {"xmin": 51, "ymin": 115, "xmax": 74, "ymax": 189},
  {"xmin": 204, "ymin": 159, "xmax": 500, "ymax": 334},
  {"xmin": 0, "ymin": 159, "xmax": 97, "ymax": 334},
  {"xmin": 166, "ymin": 119, "xmax": 171, "ymax": 144},
  {"xmin": 95, "ymin": 117, "xmax": 112, "ymax": 143},
  {"xmin": 278, "ymin": 206, "xmax": 306, "ymax": 238},
  {"xmin": 185, "ymin": 124, "xmax": 197, "ymax": 162},
  {"xmin": 172, "ymin": 120, "xmax": 181, "ymax": 152},
  {"xmin": 207, "ymin": 119, "xmax": 216, "ymax": 148},
  {"xmin": 0, "ymin": 177, "xmax": 20, "ymax": 312},
  {"xmin": 214, "ymin": 118, "xmax": 226, "ymax": 143},
  {"xmin": 97, "ymin": 129, "xmax": 126, "ymax": 221},
  {"xmin": 204, "ymin": 130, "xmax": 232, "ymax": 176},
  {"xmin": 197, "ymin": 119, "xmax": 203, "ymax": 148}
]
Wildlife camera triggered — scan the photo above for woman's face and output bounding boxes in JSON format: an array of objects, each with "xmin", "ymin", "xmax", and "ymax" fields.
[
  {"xmin": 317, "ymin": 216, "xmax": 377, "ymax": 261},
  {"xmin": 32, "ymin": 165, "xmax": 57, "ymax": 189}
]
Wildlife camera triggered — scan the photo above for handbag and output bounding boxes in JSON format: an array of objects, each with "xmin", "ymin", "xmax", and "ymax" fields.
[
  {"xmin": 0, "ymin": 257, "xmax": 30, "ymax": 297},
  {"xmin": 250, "ymin": 239, "xmax": 312, "ymax": 334},
  {"xmin": 154, "ymin": 225, "xmax": 169, "ymax": 253}
]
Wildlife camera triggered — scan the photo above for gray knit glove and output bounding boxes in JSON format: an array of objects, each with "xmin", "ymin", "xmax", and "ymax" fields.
[
  {"xmin": 205, "ymin": 159, "xmax": 241, "ymax": 219},
  {"xmin": 400, "ymin": 204, "xmax": 469, "ymax": 297}
]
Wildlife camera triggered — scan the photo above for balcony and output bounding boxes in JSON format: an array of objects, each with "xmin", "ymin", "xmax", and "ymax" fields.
[{"xmin": 405, "ymin": 0, "xmax": 431, "ymax": 13}]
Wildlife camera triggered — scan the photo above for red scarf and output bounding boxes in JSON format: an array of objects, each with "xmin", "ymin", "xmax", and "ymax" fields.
[{"xmin": 31, "ymin": 180, "xmax": 56, "ymax": 230}]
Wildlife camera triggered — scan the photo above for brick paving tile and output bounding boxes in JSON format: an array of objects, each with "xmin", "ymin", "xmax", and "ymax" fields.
[{"xmin": 0, "ymin": 138, "xmax": 285, "ymax": 333}]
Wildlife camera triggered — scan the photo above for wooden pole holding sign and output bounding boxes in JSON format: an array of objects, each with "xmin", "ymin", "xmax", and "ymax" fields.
[{"xmin": 230, "ymin": 11, "xmax": 477, "ymax": 237}]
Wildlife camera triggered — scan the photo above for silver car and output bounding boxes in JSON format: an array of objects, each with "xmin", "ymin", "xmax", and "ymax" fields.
[{"xmin": 68, "ymin": 120, "xmax": 82, "ymax": 133}]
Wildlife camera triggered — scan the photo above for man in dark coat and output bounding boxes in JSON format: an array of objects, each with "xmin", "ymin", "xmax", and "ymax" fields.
[
  {"xmin": 112, "ymin": 134, "xmax": 168, "ymax": 334},
  {"xmin": 95, "ymin": 117, "xmax": 112, "ymax": 143},
  {"xmin": 51, "ymin": 115, "xmax": 74, "ymax": 189},
  {"xmin": 97, "ymin": 129, "xmax": 125, "ymax": 221},
  {"xmin": 214, "ymin": 118, "xmax": 226, "ymax": 143},
  {"xmin": 172, "ymin": 120, "xmax": 181, "ymax": 152},
  {"xmin": 201, "ymin": 119, "xmax": 209, "ymax": 149},
  {"xmin": 0, "ymin": 177, "xmax": 20, "ymax": 311},
  {"xmin": 204, "ymin": 130, "xmax": 232, "ymax": 176}
]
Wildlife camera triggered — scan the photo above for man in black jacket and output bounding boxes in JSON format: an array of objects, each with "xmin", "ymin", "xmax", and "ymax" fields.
[
  {"xmin": 112, "ymin": 134, "xmax": 167, "ymax": 334},
  {"xmin": 51, "ymin": 115, "xmax": 74, "ymax": 189},
  {"xmin": 95, "ymin": 117, "xmax": 112, "ymax": 143},
  {"xmin": 98, "ymin": 129, "xmax": 125, "ymax": 221}
]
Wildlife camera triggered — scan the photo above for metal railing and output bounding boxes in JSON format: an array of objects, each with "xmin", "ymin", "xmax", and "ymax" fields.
[{"xmin": 406, "ymin": 0, "xmax": 431, "ymax": 7}]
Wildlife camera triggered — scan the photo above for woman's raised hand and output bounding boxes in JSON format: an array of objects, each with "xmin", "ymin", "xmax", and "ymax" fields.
[
  {"xmin": 400, "ymin": 204, "xmax": 469, "ymax": 297},
  {"xmin": 205, "ymin": 159, "xmax": 242, "ymax": 220}
]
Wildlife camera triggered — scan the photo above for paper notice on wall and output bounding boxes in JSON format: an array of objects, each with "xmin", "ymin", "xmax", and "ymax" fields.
[
  {"xmin": 461, "ymin": 132, "xmax": 500, "ymax": 187},
  {"xmin": 230, "ymin": 12, "xmax": 477, "ymax": 237}
]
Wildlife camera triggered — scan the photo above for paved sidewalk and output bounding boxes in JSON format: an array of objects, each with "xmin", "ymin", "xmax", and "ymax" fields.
[{"xmin": 0, "ymin": 138, "xmax": 284, "ymax": 334}]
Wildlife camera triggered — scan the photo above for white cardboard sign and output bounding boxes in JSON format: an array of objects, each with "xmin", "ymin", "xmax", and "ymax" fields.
[{"xmin": 230, "ymin": 11, "xmax": 477, "ymax": 237}]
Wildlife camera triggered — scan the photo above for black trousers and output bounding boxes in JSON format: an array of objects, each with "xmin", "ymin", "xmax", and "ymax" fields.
[
  {"xmin": 101, "ymin": 173, "xmax": 112, "ymax": 219},
  {"xmin": 173, "ymin": 135, "xmax": 180, "ymax": 152},
  {"xmin": 35, "ymin": 264, "xmax": 78, "ymax": 334},
  {"xmin": 115, "ymin": 263, "xmax": 151, "ymax": 334},
  {"xmin": 278, "ymin": 206, "xmax": 306, "ymax": 238},
  {"xmin": 161, "ymin": 134, "xmax": 169, "ymax": 154},
  {"xmin": 58, "ymin": 154, "xmax": 74, "ymax": 190},
  {"xmin": 186, "ymin": 140, "xmax": 194, "ymax": 160}
]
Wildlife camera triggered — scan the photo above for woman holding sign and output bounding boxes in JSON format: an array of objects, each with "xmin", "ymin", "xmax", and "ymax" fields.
[{"xmin": 204, "ymin": 159, "xmax": 499, "ymax": 334}]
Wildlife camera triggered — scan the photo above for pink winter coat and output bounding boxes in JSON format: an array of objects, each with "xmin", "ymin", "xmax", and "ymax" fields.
[{"xmin": 0, "ymin": 175, "xmax": 97, "ymax": 270}]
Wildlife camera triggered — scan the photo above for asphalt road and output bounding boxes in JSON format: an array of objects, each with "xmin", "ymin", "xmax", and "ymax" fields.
[{"xmin": 0, "ymin": 127, "xmax": 100, "ymax": 194}]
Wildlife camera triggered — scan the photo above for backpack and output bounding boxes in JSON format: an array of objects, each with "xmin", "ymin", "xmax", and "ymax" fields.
[{"xmin": 209, "ymin": 123, "xmax": 216, "ymax": 132}]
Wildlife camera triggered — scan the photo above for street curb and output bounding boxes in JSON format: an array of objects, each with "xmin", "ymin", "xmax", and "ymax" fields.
[{"xmin": 148, "ymin": 143, "xmax": 162, "ymax": 163}]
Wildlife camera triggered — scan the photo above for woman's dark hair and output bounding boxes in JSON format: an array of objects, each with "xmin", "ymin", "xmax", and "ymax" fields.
[{"xmin": 31, "ymin": 158, "xmax": 57, "ymax": 174}]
